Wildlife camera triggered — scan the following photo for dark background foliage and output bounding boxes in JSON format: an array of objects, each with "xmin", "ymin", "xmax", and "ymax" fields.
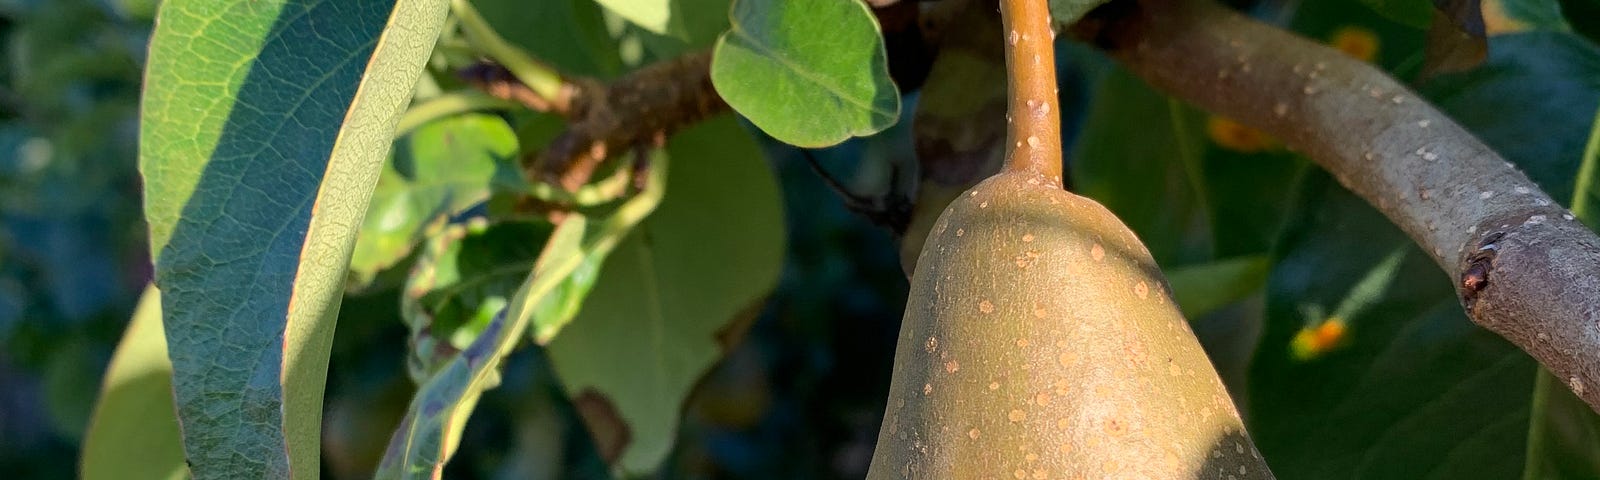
[{"xmin": 6, "ymin": 0, "xmax": 1600, "ymax": 478}]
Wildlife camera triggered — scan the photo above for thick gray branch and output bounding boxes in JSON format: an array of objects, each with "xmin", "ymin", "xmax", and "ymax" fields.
[{"xmin": 1077, "ymin": 0, "xmax": 1600, "ymax": 410}]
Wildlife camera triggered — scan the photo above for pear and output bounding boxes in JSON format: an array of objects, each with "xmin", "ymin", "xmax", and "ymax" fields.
[{"xmin": 867, "ymin": 170, "xmax": 1273, "ymax": 479}]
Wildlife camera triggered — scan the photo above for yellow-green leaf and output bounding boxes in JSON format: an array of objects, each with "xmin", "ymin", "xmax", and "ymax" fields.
[{"xmin": 80, "ymin": 287, "xmax": 184, "ymax": 480}]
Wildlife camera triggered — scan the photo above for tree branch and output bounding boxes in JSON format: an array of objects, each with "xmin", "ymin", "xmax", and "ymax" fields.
[
  {"xmin": 1076, "ymin": 0, "xmax": 1600, "ymax": 411},
  {"xmin": 461, "ymin": 52, "xmax": 726, "ymax": 192}
]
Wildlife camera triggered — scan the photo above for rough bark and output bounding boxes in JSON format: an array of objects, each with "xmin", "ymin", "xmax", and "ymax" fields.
[{"xmin": 1077, "ymin": 0, "xmax": 1600, "ymax": 411}]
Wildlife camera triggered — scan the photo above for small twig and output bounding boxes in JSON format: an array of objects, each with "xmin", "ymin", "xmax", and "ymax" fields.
[
  {"xmin": 798, "ymin": 149, "xmax": 913, "ymax": 234},
  {"xmin": 533, "ymin": 51, "xmax": 726, "ymax": 191},
  {"xmin": 456, "ymin": 62, "xmax": 578, "ymax": 115},
  {"xmin": 460, "ymin": 51, "xmax": 722, "ymax": 196},
  {"xmin": 451, "ymin": 0, "xmax": 565, "ymax": 101}
]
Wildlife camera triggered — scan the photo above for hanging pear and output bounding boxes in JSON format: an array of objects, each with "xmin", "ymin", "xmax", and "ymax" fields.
[{"xmin": 866, "ymin": 0, "xmax": 1273, "ymax": 477}]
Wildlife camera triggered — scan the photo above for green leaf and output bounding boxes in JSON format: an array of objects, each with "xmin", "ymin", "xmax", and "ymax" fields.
[
  {"xmin": 138, "ymin": 1, "xmax": 449, "ymax": 477},
  {"xmin": 470, "ymin": 0, "xmax": 622, "ymax": 78},
  {"xmin": 1523, "ymin": 69, "xmax": 1600, "ymax": 480},
  {"xmin": 80, "ymin": 287, "xmax": 185, "ymax": 480},
  {"xmin": 1071, "ymin": 70, "xmax": 1214, "ymax": 265},
  {"xmin": 546, "ymin": 116, "xmax": 784, "ymax": 474},
  {"xmin": 379, "ymin": 150, "xmax": 670, "ymax": 478},
  {"xmin": 399, "ymin": 219, "xmax": 607, "ymax": 381},
  {"xmin": 1166, "ymin": 255, "xmax": 1271, "ymax": 320},
  {"xmin": 1247, "ymin": 31, "xmax": 1600, "ymax": 480},
  {"xmin": 1358, "ymin": 0, "xmax": 1435, "ymax": 29},
  {"xmin": 595, "ymin": 0, "xmax": 731, "ymax": 44},
  {"xmin": 402, "ymin": 220, "xmax": 544, "ymax": 380},
  {"xmin": 596, "ymin": 0, "xmax": 672, "ymax": 35},
  {"xmin": 710, "ymin": 0, "xmax": 900, "ymax": 147},
  {"xmin": 348, "ymin": 114, "xmax": 521, "ymax": 289},
  {"xmin": 1250, "ymin": 176, "xmax": 1533, "ymax": 479},
  {"xmin": 377, "ymin": 215, "xmax": 592, "ymax": 479},
  {"xmin": 1049, "ymin": 0, "xmax": 1112, "ymax": 26}
]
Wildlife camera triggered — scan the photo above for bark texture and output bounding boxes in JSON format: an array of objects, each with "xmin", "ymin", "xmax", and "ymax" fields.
[{"xmin": 1079, "ymin": 0, "xmax": 1600, "ymax": 411}]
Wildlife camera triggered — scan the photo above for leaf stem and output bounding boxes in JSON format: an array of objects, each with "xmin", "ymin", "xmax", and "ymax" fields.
[
  {"xmin": 394, "ymin": 91, "xmax": 518, "ymax": 137},
  {"xmin": 998, "ymin": 0, "xmax": 1064, "ymax": 183},
  {"xmin": 451, "ymin": 0, "xmax": 565, "ymax": 102},
  {"xmin": 1525, "ymin": 370, "xmax": 1553, "ymax": 480}
]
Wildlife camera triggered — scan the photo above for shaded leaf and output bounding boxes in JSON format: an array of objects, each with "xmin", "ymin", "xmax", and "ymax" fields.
[
  {"xmin": 1070, "ymin": 70, "xmax": 1213, "ymax": 265},
  {"xmin": 1049, "ymin": 0, "xmax": 1112, "ymax": 26},
  {"xmin": 1166, "ymin": 255, "xmax": 1271, "ymax": 320},
  {"xmin": 546, "ymin": 116, "xmax": 784, "ymax": 474},
  {"xmin": 471, "ymin": 0, "xmax": 621, "ymax": 78},
  {"xmin": 1359, "ymin": 0, "xmax": 1437, "ymax": 28},
  {"xmin": 348, "ymin": 114, "xmax": 521, "ymax": 290},
  {"xmin": 1249, "ymin": 174, "xmax": 1533, "ymax": 479},
  {"xmin": 138, "ymin": 1, "xmax": 450, "ymax": 476},
  {"xmin": 80, "ymin": 287, "xmax": 185, "ymax": 480},
  {"xmin": 710, "ymin": 0, "xmax": 900, "ymax": 147}
]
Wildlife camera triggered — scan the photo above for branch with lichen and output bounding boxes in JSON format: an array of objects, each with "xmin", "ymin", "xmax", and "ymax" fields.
[
  {"xmin": 460, "ymin": 52, "xmax": 727, "ymax": 192},
  {"xmin": 1076, "ymin": 0, "xmax": 1600, "ymax": 411}
]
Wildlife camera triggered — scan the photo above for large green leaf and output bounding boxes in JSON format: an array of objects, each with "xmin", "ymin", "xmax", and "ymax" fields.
[
  {"xmin": 80, "ymin": 287, "xmax": 184, "ymax": 480},
  {"xmin": 1247, "ymin": 31, "xmax": 1600, "ymax": 479},
  {"xmin": 138, "ymin": 1, "xmax": 449, "ymax": 477},
  {"xmin": 348, "ymin": 114, "xmax": 521, "ymax": 289},
  {"xmin": 546, "ymin": 116, "xmax": 784, "ymax": 474},
  {"xmin": 544, "ymin": 115, "xmax": 780, "ymax": 473},
  {"xmin": 710, "ymin": 0, "xmax": 900, "ymax": 147}
]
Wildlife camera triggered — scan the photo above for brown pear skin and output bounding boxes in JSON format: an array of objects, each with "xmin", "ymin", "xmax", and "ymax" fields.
[{"xmin": 868, "ymin": 171, "xmax": 1273, "ymax": 479}]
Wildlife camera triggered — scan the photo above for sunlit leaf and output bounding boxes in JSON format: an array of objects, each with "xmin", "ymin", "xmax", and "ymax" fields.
[
  {"xmin": 378, "ymin": 149, "xmax": 669, "ymax": 478},
  {"xmin": 138, "ymin": 1, "xmax": 449, "ymax": 476},
  {"xmin": 80, "ymin": 287, "xmax": 184, "ymax": 480},
  {"xmin": 710, "ymin": 0, "xmax": 900, "ymax": 147},
  {"xmin": 348, "ymin": 114, "xmax": 521, "ymax": 290}
]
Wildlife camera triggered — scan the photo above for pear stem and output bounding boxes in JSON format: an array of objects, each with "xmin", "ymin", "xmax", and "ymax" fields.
[{"xmin": 998, "ymin": 0, "xmax": 1064, "ymax": 184}]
